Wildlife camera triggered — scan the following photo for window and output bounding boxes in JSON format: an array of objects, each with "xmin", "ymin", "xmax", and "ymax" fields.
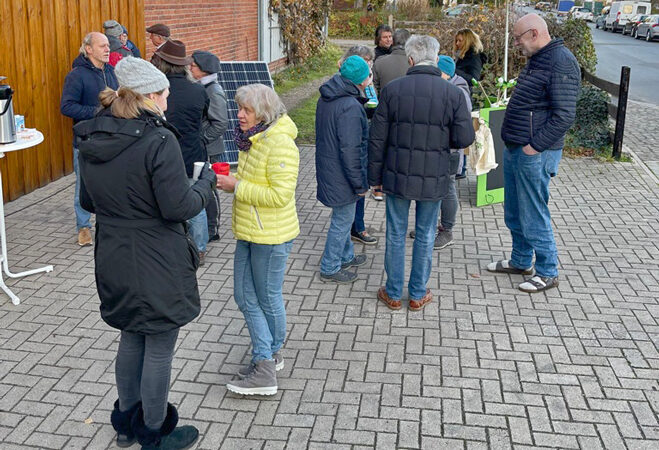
[
  {"xmin": 622, "ymin": 5, "xmax": 634, "ymax": 14},
  {"xmin": 637, "ymin": 6, "xmax": 647, "ymax": 14}
]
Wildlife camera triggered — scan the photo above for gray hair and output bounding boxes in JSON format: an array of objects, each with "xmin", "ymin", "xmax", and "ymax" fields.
[
  {"xmin": 339, "ymin": 45, "xmax": 374, "ymax": 66},
  {"xmin": 393, "ymin": 29, "xmax": 411, "ymax": 47},
  {"xmin": 405, "ymin": 35, "xmax": 440, "ymax": 65},
  {"xmin": 234, "ymin": 84, "xmax": 286, "ymax": 126},
  {"xmin": 79, "ymin": 32, "xmax": 94, "ymax": 57}
]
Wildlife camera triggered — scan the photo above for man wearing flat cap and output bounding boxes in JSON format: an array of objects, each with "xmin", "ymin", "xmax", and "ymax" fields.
[
  {"xmin": 190, "ymin": 50, "xmax": 229, "ymax": 242},
  {"xmin": 146, "ymin": 23, "xmax": 171, "ymax": 50},
  {"xmin": 152, "ymin": 40, "xmax": 211, "ymax": 265}
]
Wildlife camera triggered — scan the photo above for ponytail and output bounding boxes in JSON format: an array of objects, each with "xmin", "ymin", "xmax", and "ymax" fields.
[{"xmin": 98, "ymin": 87, "xmax": 164, "ymax": 119}]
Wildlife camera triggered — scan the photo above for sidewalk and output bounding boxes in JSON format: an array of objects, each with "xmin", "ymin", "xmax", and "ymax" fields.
[{"xmin": 0, "ymin": 141, "xmax": 658, "ymax": 448}]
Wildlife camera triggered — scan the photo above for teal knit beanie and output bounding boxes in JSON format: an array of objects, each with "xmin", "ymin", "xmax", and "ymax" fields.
[
  {"xmin": 340, "ymin": 55, "xmax": 370, "ymax": 86},
  {"xmin": 437, "ymin": 55, "xmax": 456, "ymax": 77}
]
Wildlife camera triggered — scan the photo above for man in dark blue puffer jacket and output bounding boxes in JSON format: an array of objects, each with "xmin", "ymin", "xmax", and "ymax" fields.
[
  {"xmin": 488, "ymin": 14, "xmax": 580, "ymax": 293},
  {"xmin": 316, "ymin": 56, "xmax": 372, "ymax": 284}
]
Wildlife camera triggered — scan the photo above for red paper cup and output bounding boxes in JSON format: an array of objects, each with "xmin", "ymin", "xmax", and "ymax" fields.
[{"xmin": 212, "ymin": 162, "xmax": 230, "ymax": 176}]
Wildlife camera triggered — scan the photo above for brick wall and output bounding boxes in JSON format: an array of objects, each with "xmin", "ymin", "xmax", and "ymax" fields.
[{"xmin": 143, "ymin": 0, "xmax": 259, "ymax": 62}]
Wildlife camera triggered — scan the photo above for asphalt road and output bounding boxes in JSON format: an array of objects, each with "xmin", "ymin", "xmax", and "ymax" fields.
[{"xmin": 590, "ymin": 23, "xmax": 659, "ymax": 105}]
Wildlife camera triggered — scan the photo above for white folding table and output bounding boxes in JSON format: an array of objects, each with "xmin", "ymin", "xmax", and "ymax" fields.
[{"xmin": 0, "ymin": 131, "xmax": 54, "ymax": 305}]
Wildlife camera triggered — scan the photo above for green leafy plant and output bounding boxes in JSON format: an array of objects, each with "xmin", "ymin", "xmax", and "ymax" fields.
[
  {"xmin": 565, "ymin": 85, "xmax": 611, "ymax": 152},
  {"xmin": 329, "ymin": 10, "xmax": 389, "ymax": 38},
  {"xmin": 272, "ymin": 44, "xmax": 343, "ymax": 95}
]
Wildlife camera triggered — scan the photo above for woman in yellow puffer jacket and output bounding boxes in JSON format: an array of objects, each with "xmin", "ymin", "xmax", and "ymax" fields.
[{"xmin": 216, "ymin": 83, "xmax": 299, "ymax": 396}]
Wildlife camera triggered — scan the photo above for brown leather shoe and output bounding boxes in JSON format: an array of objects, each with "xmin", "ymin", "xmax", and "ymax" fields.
[
  {"xmin": 377, "ymin": 287, "xmax": 401, "ymax": 310},
  {"xmin": 77, "ymin": 227, "xmax": 92, "ymax": 246},
  {"xmin": 409, "ymin": 289, "xmax": 432, "ymax": 311}
]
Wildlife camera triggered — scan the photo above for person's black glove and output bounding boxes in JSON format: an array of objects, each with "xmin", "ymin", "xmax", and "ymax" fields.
[{"xmin": 197, "ymin": 163, "xmax": 217, "ymax": 187}]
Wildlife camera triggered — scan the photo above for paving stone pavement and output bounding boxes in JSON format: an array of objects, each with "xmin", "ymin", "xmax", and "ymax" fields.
[
  {"xmin": 1, "ymin": 144, "xmax": 658, "ymax": 449},
  {"xmin": 624, "ymin": 100, "xmax": 659, "ymax": 180}
]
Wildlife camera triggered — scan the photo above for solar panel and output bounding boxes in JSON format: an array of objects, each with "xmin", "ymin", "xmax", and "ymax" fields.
[{"xmin": 215, "ymin": 61, "xmax": 274, "ymax": 164}]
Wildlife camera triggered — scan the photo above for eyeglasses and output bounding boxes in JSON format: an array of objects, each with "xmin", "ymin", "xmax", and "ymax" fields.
[{"xmin": 513, "ymin": 29, "xmax": 534, "ymax": 42}]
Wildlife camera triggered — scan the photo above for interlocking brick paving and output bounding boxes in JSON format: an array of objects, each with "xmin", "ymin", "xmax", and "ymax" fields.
[{"xmin": 0, "ymin": 144, "xmax": 658, "ymax": 449}]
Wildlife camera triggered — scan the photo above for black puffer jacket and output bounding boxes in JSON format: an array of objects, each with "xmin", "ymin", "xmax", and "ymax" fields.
[
  {"xmin": 315, "ymin": 74, "xmax": 369, "ymax": 207},
  {"xmin": 165, "ymin": 73, "xmax": 209, "ymax": 177},
  {"xmin": 501, "ymin": 39, "xmax": 580, "ymax": 152},
  {"xmin": 74, "ymin": 110, "xmax": 215, "ymax": 334},
  {"xmin": 368, "ymin": 65, "xmax": 475, "ymax": 201},
  {"xmin": 455, "ymin": 49, "xmax": 487, "ymax": 86}
]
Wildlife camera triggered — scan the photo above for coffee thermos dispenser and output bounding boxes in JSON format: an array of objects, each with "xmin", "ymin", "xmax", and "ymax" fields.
[{"xmin": 0, "ymin": 77, "xmax": 17, "ymax": 144}]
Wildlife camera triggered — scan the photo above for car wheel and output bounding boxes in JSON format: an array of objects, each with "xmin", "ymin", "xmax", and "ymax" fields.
[{"xmin": 647, "ymin": 31, "xmax": 652, "ymax": 42}]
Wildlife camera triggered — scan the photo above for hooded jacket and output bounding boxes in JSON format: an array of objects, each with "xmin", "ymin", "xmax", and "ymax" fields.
[
  {"xmin": 60, "ymin": 54, "xmax": 119, "ymax": 124},
  {"xmin": 501, "ymin": 39, "xmax": 580, "ymax": 152},
  {"xmin": 315, "ymin": 74, "xmax": 369, "ymax": 208},
  {"xmin": 368, "ymin": 64, "xmax": 475, "ymax": 201},
  {"xmin": 232, "ymin": 114, "xmax": 300, "ymax": 245},
  {"xmin": 200, "ymin": 74, "xmax": 229, "ymax": 157},
  {"xmin": 74, "ymin": 109, "xmax": 214, "ymax": 334}
]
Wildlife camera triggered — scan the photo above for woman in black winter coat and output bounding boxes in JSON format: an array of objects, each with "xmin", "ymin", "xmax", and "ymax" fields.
[
  {"xmin": 453, "ymin": 28, "xmax": 487, "ymax": 89},
  {"xmin": 74, "ymin": 57, "xmax": 215, "ymax": 450}
]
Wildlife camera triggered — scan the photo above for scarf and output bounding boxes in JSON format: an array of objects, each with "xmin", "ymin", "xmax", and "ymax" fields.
[{"xmin": 234, "ymin": 122, "xmax": 268, "ymax": 152}]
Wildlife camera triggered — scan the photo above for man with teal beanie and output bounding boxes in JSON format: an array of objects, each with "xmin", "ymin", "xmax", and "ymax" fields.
[{"xmin": 316, "ymin": 55, "xmax": 373, "ymax": 284}]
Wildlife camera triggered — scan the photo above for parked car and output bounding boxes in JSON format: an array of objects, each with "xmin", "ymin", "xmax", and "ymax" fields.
[
  {"xmin": 444, "ymin": 4, "xmax": 475, "ymax": 17},
  {"xmin": 635, "ymin": 15, "xmax": 659, "ymax": 41},
  {"xmin": 572, "ymin": 7, "xmax": 595, "ymax": 21},
  {"xmin": 622, "ymin": 14, "xmax": 649, "ymax": 36},
  {"xmin": 605, "ymin": 1, "xmax": 651, "ymax": 33},
  {"xmin": 595, "ymin": 14, "xmax": 608, "ymax": 29},
  {"xmin": 535, "ymin": 2, "xmax": 552, "ymax": 11}
]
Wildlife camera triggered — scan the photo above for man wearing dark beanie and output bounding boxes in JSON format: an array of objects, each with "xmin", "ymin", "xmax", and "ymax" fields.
[
  {"xmin": 315, "ymin": 55, "xmax": 372, "ymax": 284},
  {"xmin": 190, "ymin": 50, "xmax": 229, "ymax": 242}
]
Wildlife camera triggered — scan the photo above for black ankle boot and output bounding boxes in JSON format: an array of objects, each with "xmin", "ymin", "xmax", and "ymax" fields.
[
  {"xmin": 110, "ymin": 400, "xmax": 141, "ymax": 448},
  {"xmin": 132, "ymin": 403, "xmax": 199, "ymax": 450}
]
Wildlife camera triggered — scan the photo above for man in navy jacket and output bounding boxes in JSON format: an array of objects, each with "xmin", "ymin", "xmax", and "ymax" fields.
[
  {"xmin": 488, "ymin": 14, "xmax": 580, "ymax": 293},
  {"xmin": 61, "ymin": 32, "xmax": 118, "ymax": 247},
  {"xmin": 316, "ymin": 56, "xmax": 372, "ymax": 284},
  {"xmin": 368, "ymin": 35, "xmax": 474, "ymax": 312}
]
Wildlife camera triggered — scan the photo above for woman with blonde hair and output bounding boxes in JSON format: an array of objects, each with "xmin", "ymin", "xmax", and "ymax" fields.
[
  {"xmin": 215, "ymin": 83, "xmax": 299, "ymax": 396},
  {"xmin": 74, "ymin": 56, "xmax": 215, "ymax": 449},
  {"xmin": 453, "ymin": 28, "xmax": 487, "ymax": 89}
]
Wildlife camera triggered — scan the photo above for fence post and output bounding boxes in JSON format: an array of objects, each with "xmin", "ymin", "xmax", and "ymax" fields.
[
  {"xmin": 612, "ymin": 66, "xmax": 630, "ymax": 160},
  {"xmin": 388, "ymin": 14, "xmax": 394, "ymax": 29}
]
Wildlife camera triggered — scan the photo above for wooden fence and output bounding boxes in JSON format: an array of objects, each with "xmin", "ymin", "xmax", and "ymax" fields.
[
  {"xmin": 582, "ymin": 66, "xmax": 631, "ymax": 160},
  {"xmin": 0, "ymin": 0, "xmax": 145, "ymax": 202}
]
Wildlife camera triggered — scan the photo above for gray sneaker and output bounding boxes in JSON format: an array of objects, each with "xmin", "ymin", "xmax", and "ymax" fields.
[
  {"xmin": 320, "ymin": 269, "xmax": 357, "ymax": 284},
  {"xmin": 227, "ymin": 359, "xmax": 278, "ymax": 395},
  {"xmin": 238, "ymin": 352, "xmax": 284, "ymax": 378},
  {"xmin": 434, "ymin": 230, "xmax": 454, "ymax": 249},
  {"xmin": 341, "ymin": 254, "xmax": 368, "ymax": 269}
]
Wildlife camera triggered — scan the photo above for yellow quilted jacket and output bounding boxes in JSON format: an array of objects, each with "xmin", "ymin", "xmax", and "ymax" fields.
[{"xmin": 232, "ymin": 114, "xmax": 300, "ymax": 244}]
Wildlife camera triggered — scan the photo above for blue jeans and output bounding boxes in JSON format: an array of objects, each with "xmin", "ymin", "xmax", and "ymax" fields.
[
  {"xmin": 504, "ymin": 146, "xmax": 562, "ymax": 278},
  {"xmin": 385, "ymin": 195, "xmax": 440, "ymax": 300},
  {"xmin": 351, "ymin": 196, "xmax": 365, "ymax": 234},
  {"xmin": 234, "ymin": 239, "xmax": 293, "ymax": 362},
  {"xmin": 73, "ymin": 147, "xmax": 92, "ymax": 230},
  {"xmin": 438, "ymin": 176, "xmax": 458, "ymax": 231},
  {"xmin": 320, "ymin": 202, "xmax": 356, "ymax": 275},
  {"xmin": 187, "ymin": 178, "xmax": 208, "ymax": 252}
]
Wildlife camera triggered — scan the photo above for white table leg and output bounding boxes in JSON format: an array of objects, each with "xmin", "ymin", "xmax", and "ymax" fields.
[{"xmin": 0, "ymin": 163, "xmax": 54, "ymax": 305}]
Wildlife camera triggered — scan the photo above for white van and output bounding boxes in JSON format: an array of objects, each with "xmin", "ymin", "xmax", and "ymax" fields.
[{"xmin": 605, "ymin": 1, "xmax": 652, "ymax": 32}]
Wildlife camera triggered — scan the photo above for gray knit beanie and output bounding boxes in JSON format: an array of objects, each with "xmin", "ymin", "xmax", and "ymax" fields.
[
  {"xmin": 103, "ymin": 20, "xmax": 124, "ymax": 38},
  {"xmin": 115, "ymin": 57, "xmax": 170, "ymax": 95}
]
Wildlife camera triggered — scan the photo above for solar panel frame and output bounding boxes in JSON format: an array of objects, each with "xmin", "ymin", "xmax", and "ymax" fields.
[{"xmin": 215, "ymin": 61, "xmax": 275, "ymax": 165}]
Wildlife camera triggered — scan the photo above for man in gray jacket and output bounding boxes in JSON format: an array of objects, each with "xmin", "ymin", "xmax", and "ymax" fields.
[
  {"xmin": 191, "ymin": 50, "xmax": 229, "ymax": 241},
  {"xmin": 373, "ymin": 28, "xmax": 410, "ymax": 95}
]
